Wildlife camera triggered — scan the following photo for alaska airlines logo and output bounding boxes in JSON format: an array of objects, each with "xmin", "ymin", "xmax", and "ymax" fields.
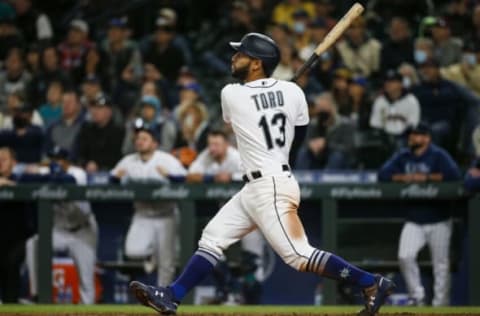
[
  {"xmin": 0, "ymin": 189, "xmax": 14, "ymax": 199},
  {"xmin": 85, "ymin": 188, "xmax": 135, "ymax": 199},
  {"xmin": 152, "ymin": 186, "xmax": 189, "ymax": 199},
  {"xmin": 206, "ymin": 187, "xmax": 239, "ymax": 199},
  {"xmin": 330, "ymin": 187, "xmax": 382, "ymax": 198},
  {"xmin": 32, "ymin": 185, "xmax": 68, "ymax": 199},
  {"xmin": 400, "ymin": 184, "xmax": 439, "ymax": 198}
]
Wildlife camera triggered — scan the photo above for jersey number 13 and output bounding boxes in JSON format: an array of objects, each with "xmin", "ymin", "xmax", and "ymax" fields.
[{"xmin": 258, "ymin": 113, "xmax": 286, "ymax": 150}]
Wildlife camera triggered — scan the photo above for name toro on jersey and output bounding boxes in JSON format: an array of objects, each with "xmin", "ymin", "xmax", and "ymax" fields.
[{"xmin": 221, "ymin": 78, "xmax": 309, "ymax": 174}]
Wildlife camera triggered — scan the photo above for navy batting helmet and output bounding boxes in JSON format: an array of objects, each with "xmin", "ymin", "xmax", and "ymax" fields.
[{"xmin": 229, "ymin": 33, "xmax": 280, "ymax": 76}]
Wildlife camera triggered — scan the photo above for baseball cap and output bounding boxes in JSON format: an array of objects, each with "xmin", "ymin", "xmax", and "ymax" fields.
[
  {"xmin": 47, "ymin": 146, "xmax": 70, "ymax": 160},
  {"xmin": 133, "ymin": 118, "xmax": 160, "ymax": 142},
  {"xmin": 432, "ymin": 17, "xmax": 449, "ymax": 28},
  {"xmin": 156, "ymin": 17, "xmax": 175, "ymax": 30},
  {"xmin": 140, "ymin": 95, "xmax": 161, "ymax": 111},
  {"xmin": 109, "ymin": 16, "xmax": 128, "ymax": 28},
  {"xmin": 180, "ymin": 82, "xmax": 201, "ymax": 94},
  {"xmin": 70, "ymin": 19, "xmax": 89, "ymax": 33},
  {"xmin": 310, "ymin": 18, "xmax": 327, "ymax": 29},
  {"xmin": 383, "ymin": 69, "xmax": 402, "ymax": 82},
  {"xmin": 90, "ymin": 93, "xmax": 112, "ymax": 107},
  {"xmin": 83, "ymin": 74, "xmax": 100, "ymax": 84},
  {"xmin": 159, "ymin": 8, "xmax": 177, "ymax": 23},
  {"xmin": 333, "ymin": 67, "xmax": 352, "ymax": 81},
  {"xmin": 405, "ymin": 122, "xmax": 431, "ymax": 136},
  {"xmin": 292, "ymin": 9, "xmax": 310, "ymax": 19},
  {"xmin": 417, "ymin": 58, "xmax": 439, "ymax": 68},
  {"xmin": 351, "ymin": 75, "xmax": 367, "ymax": 87}
]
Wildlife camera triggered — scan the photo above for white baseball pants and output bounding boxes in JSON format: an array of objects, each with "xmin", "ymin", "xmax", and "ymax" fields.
[
  {"xmin": 398, "ymin": 219, "xmax": 452, "ymax": 306},
  {"xmin": 26, "ymin": 215, "xmax": 98, "ymax": 304},
  {"xmin": 198, "ymin": 173, "xmax": 324, "ymax": 273},
  {"xmin": 124, "ymin": 212, "xmax": 176, "ymax": 286}
]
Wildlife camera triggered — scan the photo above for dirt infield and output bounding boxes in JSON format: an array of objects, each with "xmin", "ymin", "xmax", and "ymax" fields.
[{"xmin": 1, "ymin": 313, "xmax": 480, "ymax": 316}]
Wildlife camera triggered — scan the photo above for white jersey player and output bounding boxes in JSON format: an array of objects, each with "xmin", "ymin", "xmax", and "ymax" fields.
[
  {"xmin": 111, "ymin": 122, "xmax": 186, "ymax": 286},
  {"xmin": 130, "ymin": 33, "xmax": 395, "ymax": 316},
  {"xmin": 27, "ymin": 148, "xmax": 98, "ymax": 304}
]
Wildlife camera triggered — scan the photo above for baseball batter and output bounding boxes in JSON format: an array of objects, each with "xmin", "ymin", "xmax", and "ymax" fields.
[{"xmin": 130, "ymin": 33, "xmax": 395, "ymax": 316}]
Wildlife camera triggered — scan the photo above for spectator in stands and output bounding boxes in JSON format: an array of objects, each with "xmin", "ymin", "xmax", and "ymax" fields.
[
  {"xmin": 411, "ymin": 58, "xmax": 479, "ymax": 154},
  {"xmin": 45, "ymin": 90, "xmax": 84, "ymax": 158},
  {"xmin": 142, "ymin": 16, "xmax": 185, "ymax": 84},
  {"xmin": 299, "ymin": 17, "xmax": 328, "ymax": 62},
  {"xmin": 77, "ymin": 93, "xmax": 124, "ymax": 172},
  {"xmin": 13, "ymin": 0, "xmax": 53, "ymax": 43},
  {"xmin": 272, "ymin": 0, "xmax": 315, "ymax": 28},
  {"xmin": 370, "ymin": 69, "xmax": 420, "ymax": 142},
  {"xmin": 0, "ymin": 48, "xmax": 31, "ymax": 109},
  {"xmin": 25, "ymin": 43, "xmax": 40, "ymax": 76},
  {"xmin": 291, "ymin": 9, "xmax": 312, "ymax": 60},
  {"xmin": 154, "ymin": 8, "xmax": 193, "ymax": 66},
  {"xmin": 200, "ymin": 1, "xmax": 254, "ymax": 76},
  {"xmin": 0, "ymin": 102, "xmax": 44, "ymax": 163},
  {"xmin": 378, "ymin": 122, "xmax": 461, "ymax": 306},
  {"xmin": 267, "ymin": 23, "xmax": 291, "ymax": 48},
  {"xmin": 26, "ymin": 146, "xmax": 98, "ymax": 304},
  {"xmin": 291, "ymin": 54, "xmax": 323, "ymax": 104},
  {"xmin": 444, "ymin": 0, "xmax": 471, "ymax": 38},
  {"xmin": 398, "ymin": 37, "xmax": 434, "ymax": 88},
  {"xmin": 0, "ymin": 147, "xmax": 35, "ymax": 303},
  {"xmin": 1, "ymin": 91, "xmax": 43, "ymax": 129},
  {"xmin": 246, "ymin": 0, "xmax": 271, "ymax": 31},
  {"xmin": 187, "ymin": 129, "xmax": 265, "ymax": 304},
  {"xmin": 122, "ymin": 95, "xmax": 177, "ymax": 154},
  {"xmin": 96, "ymin": 17, "xmax": 142, "ymax": 98},
  {"xmin": 336, "ymin": 16, "xmax": 382, "ymax": 78},
  {"xmin": 349, "ymin": 75, "xmax": 371, "ymax": 130},
  {"xmin": 440, "ymin": 41, "xmax": 480, "ymax": 97},
  {"xmin": 295, "ymin": 92, "xmax": 355, "ymax": 170},
  {"xmin": 380, "ymin": 17, "xmax": 414, "ymax": 73},
  {"xmin": 29, "ymin": 45, "xmax": 71, "ymax": 108},
  {"xmin": 331, "ymin": 67, "xmax": 352, "ymax": 117},
  {"xmin": 272, "ymin": 42, "xmax": 294, "ymax": 80},
  {"xmin": 111, "ymin": 122, "xmax": 186, "ymax": 286},
  {"xmin": 38, "ymin": 81, "xmax": 63, "ymax": 127},
  {"xmin": 58, "ymin": 19, "xmax": 95, "ymax": 85},
  {"xmin": 79, "ymin": 75, "xmax": 102, "ymax": 108},
  {"xmin": 312, "ymin": 0, "xmax": 335, "ymax": 29},
  {"xmin": 0, "ymin": 10, "xmax": 23, "ymax": 63},
  {"xmin": 467, "ymin": 4, "xmax": 480, "ymax": 43},
  {"xmin": 430, "ymin": 17, "xmax": 462, "ymax": 67}
]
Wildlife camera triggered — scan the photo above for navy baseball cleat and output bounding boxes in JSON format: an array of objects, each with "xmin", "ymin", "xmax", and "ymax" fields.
[
  {"xmin": 358, "ymin": 274, "xmax": 396, "ymax": 316},
  {"xmin": 130, "ymin": 281, "xmax": 179, "ymax": 315}
]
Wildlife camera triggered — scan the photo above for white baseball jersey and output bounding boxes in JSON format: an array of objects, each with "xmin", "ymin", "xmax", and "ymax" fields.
[
  {"xmin": 370, "ymin": 93, "xmax": 420, "ymax": 135},
  {"xmin": 54, "ymin": 166, "xmax": 92, "ymax": 231},
  {"xmin": 189, "ymin": 146, "xmax": 243, "ymax": 175},
  {"xmin": 111, "ymin": 150, "xmax": 187, "ymax": 216},
  {"xmin": 221, "ymin": 78, "xmax": 309, "ymax": 174}
]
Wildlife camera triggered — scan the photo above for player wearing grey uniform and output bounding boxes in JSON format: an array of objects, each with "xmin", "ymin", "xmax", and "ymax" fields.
[
  {"xmin": 26, "ymin": 148, "xmax": 97, "ymax": 304},
  {"xmin": 112, "ymin": 121, "xmax": 186, "ymax": 286},
  {"xmin": 130, "ymin": 33, "xmax": 395, "ymax": 316}
]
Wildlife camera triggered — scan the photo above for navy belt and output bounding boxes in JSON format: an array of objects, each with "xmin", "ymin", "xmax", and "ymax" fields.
[{"xmin": 242, "ymin": 164, "xmax": 290, "ymax": 182}]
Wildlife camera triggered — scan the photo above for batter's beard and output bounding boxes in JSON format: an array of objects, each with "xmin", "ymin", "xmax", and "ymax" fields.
[{"xmin": 232, "ymin": 64, "xmax": 249, "ymax": 81}]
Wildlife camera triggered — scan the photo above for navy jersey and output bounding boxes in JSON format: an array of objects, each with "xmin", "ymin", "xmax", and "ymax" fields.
[{"xmin": 378, "ymin": 144, "xmax": 461, "ymax": 223}]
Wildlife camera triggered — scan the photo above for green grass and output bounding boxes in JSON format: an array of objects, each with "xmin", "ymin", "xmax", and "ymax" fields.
[{"xmin": 0, "ymin": 305, "xmax": 479, "ymax": 314}]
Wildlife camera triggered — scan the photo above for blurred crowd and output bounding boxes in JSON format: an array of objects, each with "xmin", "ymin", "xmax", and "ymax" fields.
[
  {"xmin": 1, "ymin": 0, "xmax": 480, "ymax": 306},
  {"xmin": 0, "ymin": 0, "xmax": 478, "ymax": 173}
]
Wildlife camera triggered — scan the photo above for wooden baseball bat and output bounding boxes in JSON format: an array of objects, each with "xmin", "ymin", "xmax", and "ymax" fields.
[{"xmin": 291, "ymin": 2, "xmax": 364, "ymax": 82}]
